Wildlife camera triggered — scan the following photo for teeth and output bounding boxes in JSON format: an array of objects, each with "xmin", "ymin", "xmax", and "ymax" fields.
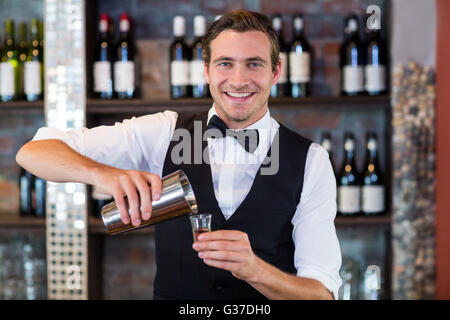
[{"xmin": 226, "ymin": 92, "xmax": 253, "ymax": 98}]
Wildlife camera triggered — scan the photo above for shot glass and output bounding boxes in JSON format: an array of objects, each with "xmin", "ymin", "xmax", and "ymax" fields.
[{"xmin": 189, "ymin": 214, "xmax": 212, "ymax": 242}]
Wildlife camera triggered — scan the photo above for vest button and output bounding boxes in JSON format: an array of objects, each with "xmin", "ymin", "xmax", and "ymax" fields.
[{"xmin": 214, "ymin": 284, "xmax": 224, "ymax": 291}]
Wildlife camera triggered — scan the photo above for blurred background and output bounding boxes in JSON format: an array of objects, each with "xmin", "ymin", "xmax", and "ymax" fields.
[{"xmin": 0, "ymin": 0, "xmax": 449, "ymax": 300}]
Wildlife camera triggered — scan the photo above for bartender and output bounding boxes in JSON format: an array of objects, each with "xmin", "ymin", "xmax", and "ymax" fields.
[{"xmin": 16, "ymin": 10, "xmax": 342, "ymax": 300}]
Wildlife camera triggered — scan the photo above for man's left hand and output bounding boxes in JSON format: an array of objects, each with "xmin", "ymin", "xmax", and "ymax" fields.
[{"xmin": 192, "ymin": 230, "xmax": 260, "ymax": 282}]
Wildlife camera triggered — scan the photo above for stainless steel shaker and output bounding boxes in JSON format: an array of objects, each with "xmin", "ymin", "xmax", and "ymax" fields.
[{"xmin": 101, "ymin": 170, "xmax": 198, "ymax": 235}]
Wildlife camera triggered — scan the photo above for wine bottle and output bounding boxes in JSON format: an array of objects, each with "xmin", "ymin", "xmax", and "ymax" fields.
[
  {"xmin": 17, "ymin": 22, "xmax": 28, "ymax": 100},
  {"xmin": 270, "ymin": 15, "xmax": 290, "ymax": 98},
  {"xmin": 365, "ymin": 28, "xmax": 386, "ymax": 95},
  {"xmin": 170, "ymin": 16, "xmax": 191, "ymax": 99},
  {"xmin": 24, "ymin": 18, "xmax": 43, "ymax": 101},
  {"xmin": 34, "ymin": 175, "xmax": 46, "ymax": 217},
  {"xmin": 337, "ymin": 132, "xmax": 361, "ymax": 216},
  {"xmin": 114, "ymin": 13, "xmax": 135, "ymax": 99},
  {"xmin": 320, "ymin": 131, "xmax": 336, "ymax": 176},
  {"xmin": 0, "ymin": 19, "xmax": 20, "ymax": 102},
  {"xmin": 289, "ymin": 14, "xmax": 311, "ymax": 98},
  {"xmin": 93, "ymin": 13, "xmax": 114, "ymax": 99},
  {"xmin": 340, "ymin": 15, "xmax": 365, "ymax": 96},
  {"xmin": 190, "ymin": 15, "xmax": 208, "ymax": 98},
  {"xmin": 361, "ymin": 132, "xmax": 385, "ymax": 215},
  {"xmin": 19, "ymin": 166, "xmax": 34, "ymax": 216},
  {"xmin": 92, "ymin": 185, "xmax": 113, "ymax": 218}
]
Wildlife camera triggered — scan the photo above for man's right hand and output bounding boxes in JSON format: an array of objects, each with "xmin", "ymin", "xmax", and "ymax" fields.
[{"xmin": 91, "ymin": 165, "xmax": 162, "ymax": 226}]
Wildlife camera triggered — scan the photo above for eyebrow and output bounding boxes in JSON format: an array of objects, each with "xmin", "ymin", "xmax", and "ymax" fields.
[{"xmin": 212, "ymin": 56, "xmax": 268, "ymax": 65}]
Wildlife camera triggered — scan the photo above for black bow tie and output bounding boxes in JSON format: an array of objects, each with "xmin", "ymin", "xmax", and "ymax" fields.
[{"xmin": 206, "ymin": 115, "xmax": 260, "ymax": 153}]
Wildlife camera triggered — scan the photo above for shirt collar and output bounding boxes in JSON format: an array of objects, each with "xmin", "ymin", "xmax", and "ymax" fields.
[{"xmin": 207, "ymin": 103, "xmax": 273, "ymax": 131}]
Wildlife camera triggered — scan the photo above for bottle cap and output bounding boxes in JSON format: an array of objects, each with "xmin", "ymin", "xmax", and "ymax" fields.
[
  {"xmin": 348, "ymin": 18, "xmax": 358, "ymax": 32},
  {"xmin": 173, "ymin": 16, "xmax": 185, "ymax": 37},
  {"xmin": 294, "ymin": 15, "xmax": 304, "ymax": 30},
  {"xmin": 99, "ymin": 13, "xmax": 109, "ymax": 33},
  {"xmin": 119, "ymin": 13, "xmax": 130, "ymax": 32},
  {"xmin": 272, "ymin": 16, "xmax": 282, "ymax": 31},
  {"xmin": 194, "ymin": 15, "xmax": 206, "ymax": 37}
]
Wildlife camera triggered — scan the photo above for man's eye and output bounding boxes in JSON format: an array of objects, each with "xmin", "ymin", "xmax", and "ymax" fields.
[
  {"xmin": 218, "ymin": 62, "xmax": 230, "ymax": 67},
  {"xmin": 249, "ymin": 63, "xmax": 262, "ymax": 68}
]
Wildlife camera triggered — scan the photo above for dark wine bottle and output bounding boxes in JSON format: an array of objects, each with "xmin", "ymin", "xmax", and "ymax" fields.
[
  {"xmin": 92, "ymin": 186, "xmax": 113, "ymax": 218},
  {"xmin": 93, "ymin": 13, "xmax": 114, "ymax": 99},
  {"xmin": 190, "ymin": 15, "xmax": 208, "ymax": 98},
  {"xmin": 337, "ymin": 132, "xmax": 361, "ymax": 216},
  {"xmin": 320, "ymin": 131, "xmax": 336, "ymax": 176},
  {"xmin": 365, "ymin": 28, "xmax": 387, "ymax": 95},
  {"xmin": 270, "ymin": 15, "xmax": 290, "ymax": 98},
  {"xmin": 289, "ymin": 14, "xmax": 311, "ymax": 98},
  {"xmin": 114, "ymin": 13, "xmax": 135, "ymax": 99},
  {"xmin": 34, "ymin": 175, "xmax": 46, "ymax": 217},
  {"xmin": 19, "ymin": 166, "xmax": 34, "ymax": 216},
  {"xmin": 361, "ymin": 132, "xmax": 385, "ymax": 215},
  {"xmin": 0, "ymin": 19, "xmax": 20, "ymax": 102},
  {"xmin": 25, "ymin": 18, "xmax": 43, "ymax": 101},
  {"xmin": 340, "ymin": 15, "xmax": 365, "ymax": 96},
  {"xmin": 170, "ymin": 16, "xmax": 191, "ymax": 99}
]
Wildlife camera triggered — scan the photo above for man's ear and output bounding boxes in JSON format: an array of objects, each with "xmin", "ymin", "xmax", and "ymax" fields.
[
  {"xmin": 271, "ymin": 59, "xmax": 282, "ymax": 85},
  {"xmin": 204, "ymin": 61, "xmax": 210, "ymax": 84}
]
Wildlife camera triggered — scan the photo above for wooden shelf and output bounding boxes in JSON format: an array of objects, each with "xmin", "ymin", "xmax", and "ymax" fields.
[
  {"xmin": 335, "ymin": 214, "xmax": 391, "ymax": 229},
  {"xmin": 86, "ymin": 95, "xmax": 390, "ymax": 115},
  {"xmin": 0, "ymin": 95, "xmax": 390, "ymax": 115},
  {"xmin": 0, "ymin": 212, "xmax": 390, "ymax": 233}
]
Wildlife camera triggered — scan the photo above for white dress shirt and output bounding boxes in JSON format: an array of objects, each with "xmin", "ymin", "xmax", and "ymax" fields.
[{"xmin": 32, "ymin": 105, "xmax": 342, "ymax": 299}]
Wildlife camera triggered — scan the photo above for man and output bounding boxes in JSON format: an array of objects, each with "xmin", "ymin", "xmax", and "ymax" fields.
[{"xmin": 16, "ymin": 10, "xmax": 342, "ymax": 300}]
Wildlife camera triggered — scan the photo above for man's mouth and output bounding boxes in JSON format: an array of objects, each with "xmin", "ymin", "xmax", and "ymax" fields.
[{"xmin": 224, "ymin": 91, "xmax": 255, "ymax": 100}]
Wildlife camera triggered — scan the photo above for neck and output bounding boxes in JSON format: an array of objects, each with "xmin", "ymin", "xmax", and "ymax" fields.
[{"xmin": 215, "ymin": 104, "xmax": 268, "ymax": 130}]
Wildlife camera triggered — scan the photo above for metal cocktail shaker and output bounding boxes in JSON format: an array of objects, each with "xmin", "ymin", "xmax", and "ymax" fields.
[{"xmin": 101, "ymin": 170, "xmax": 198, "ymax": 235}]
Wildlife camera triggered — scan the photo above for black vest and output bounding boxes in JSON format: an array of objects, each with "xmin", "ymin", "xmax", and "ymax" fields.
[{"xmin": 154, "ymin": 112, "xmax": 312, "ymax": 299}]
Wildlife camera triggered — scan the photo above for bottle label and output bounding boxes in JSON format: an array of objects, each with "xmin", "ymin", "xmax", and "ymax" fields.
[
  {"xmin": 190, "ymin": 60, "xmax": 205, "ymax": 85},
  {"xmin": 94, "ymin": 61, "xmax": 112, "ymax": 92},
  {"xmin": 338, "ymin": 185, "xmax": 361, "ymax": 214},
  {"xmin": 289, "ymin": 52, "xmax": 310, "ymax": 83},
  {"xmin": 365, "ymin": 65, "xmax": 386, "ymax": 92},
  {"xmin": 0, "ymin": 62, "xmax": 15, "ymax": 96},
  {"xmin": 171, "ymin": 60, "xmax": 190, "ymax": 86},
  {"xmin": 24, "ymin": 61, "xmax": 42, "ymax": 95},
  {"xmin": 278, "ymin": 52, "xmax": 288, "ymax": 84},
  {"xmin": 362, "ymin": 185, "xmax": 385, "ymax": 213},
  {"xmin": 20, "ymin": 176, "xmax": 30, "ymax": 210},
  {"xmin": 343, "ymin": 65, "xmax": 363, "ymax": 93},
  {"xmin": 114, "ymin": 61, "xmax": 135, "ymax": 92}
]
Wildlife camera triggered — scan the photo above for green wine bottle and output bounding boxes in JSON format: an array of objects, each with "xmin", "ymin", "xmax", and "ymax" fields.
[
  {"xmin": 24, "ymin": 19, "xmax": 43, "ymax": 101},
  {"xmin": 17, "ymin": 22, "xmax": 29, "ymax": 99},
  {"xmin": 0, "ymin": 19, "xmax": 20, "ymax": 102}
]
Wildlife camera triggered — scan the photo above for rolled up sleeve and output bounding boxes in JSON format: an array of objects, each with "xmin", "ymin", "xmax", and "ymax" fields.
[
  {"xmin": 292, "ymin": 143, "xmax": 342, "ymax": 300},
  {"xmin": 31, "ymin": 110, "xmax": 178, "ymax": 174}
]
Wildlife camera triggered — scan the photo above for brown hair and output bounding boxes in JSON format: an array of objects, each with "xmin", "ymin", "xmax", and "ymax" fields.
[{"xmin": 202, "ymin": 10, "xmax": 280, "ymax": 72}]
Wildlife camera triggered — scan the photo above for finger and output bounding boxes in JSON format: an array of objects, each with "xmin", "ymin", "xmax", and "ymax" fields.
[
  {"xmin": 146, "ymin": 173, "xmax": 162, "ymax": 201},
  {"xmin": 122, "ymin": 179, "xmax": 141, "ymax": 226},
  {"xmin": 198, "ymin": 250, "xmax": 244, "ymax": 263},
  {"xmin": 193, "ymin": 240, "xmax": 246, "ymax": 252},
  {"xmin": 202, "ymin": 259, "xmax": 240, "ymax": 273},
  {"xmin": 197, "ymin": 230, "xmax": 247, "ymax": 242},
  {"xmin": 134, "ymin": 176, "xmax": 152, "ymax": 220},
  {"xmin": 113, "ymin": 191, "xmax": 129, "ymax": 225}
]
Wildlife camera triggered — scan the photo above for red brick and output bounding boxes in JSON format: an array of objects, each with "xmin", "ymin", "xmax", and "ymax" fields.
[{"xmin": 260, "ymin": 0, "xmax": 321, "ymax": 15}]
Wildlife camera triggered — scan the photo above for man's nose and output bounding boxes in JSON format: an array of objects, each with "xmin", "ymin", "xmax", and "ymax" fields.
[{"xmin": 229, "ymin": 65, "xmax": 250, "ymax": 88}]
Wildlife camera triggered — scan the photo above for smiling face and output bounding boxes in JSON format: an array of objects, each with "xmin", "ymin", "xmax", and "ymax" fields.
[{"xmin": 204, "ymin": 30, "xmax": 281, "ymax": 129}]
